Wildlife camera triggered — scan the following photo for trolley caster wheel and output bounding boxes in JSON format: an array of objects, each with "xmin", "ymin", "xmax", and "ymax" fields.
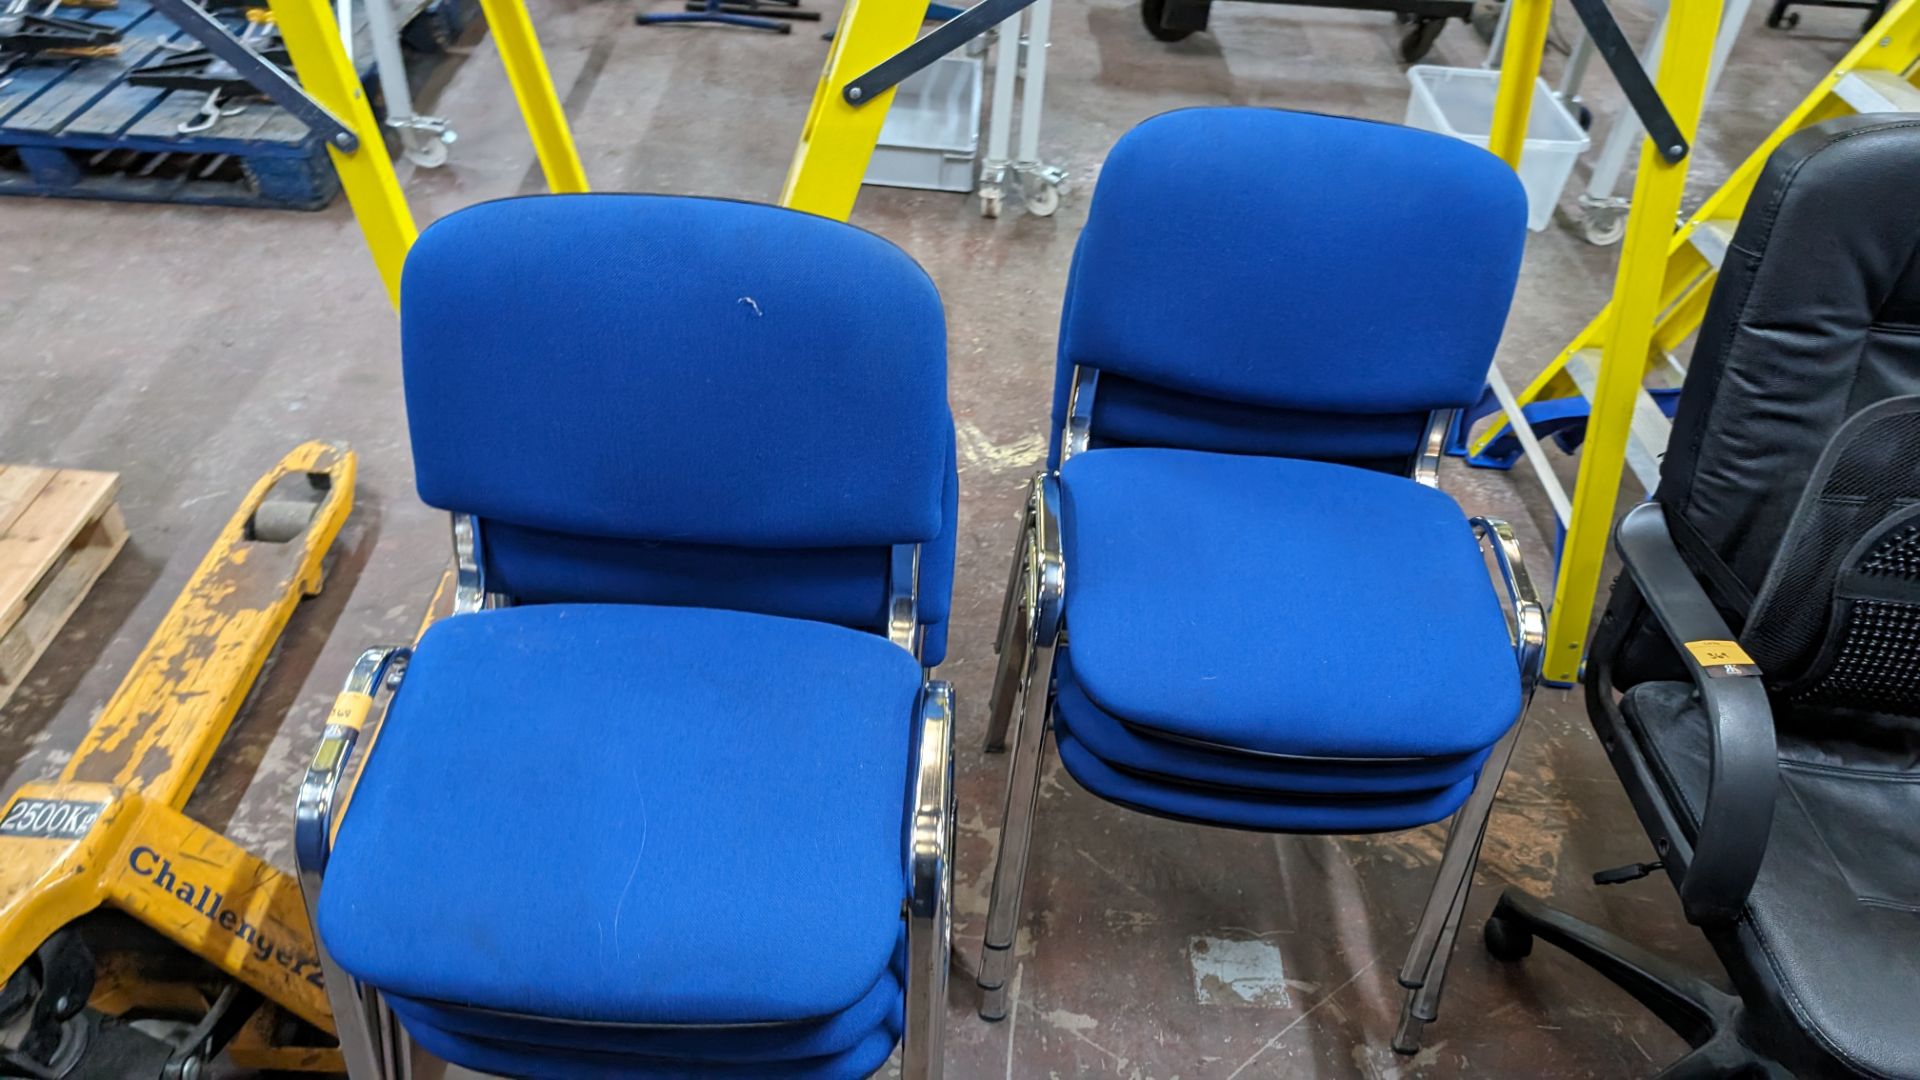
[
  {"xmin": 1573, "ymin": 102, "xmax": 1593, "ymax": 130},
  {"xmin": 979, "ymin": 187, "xmax": 1004, "ymax": 219},
  {"xmin": 404, "ymin": 136, "xmax": 451, "ymax": 169},
  {"xmin": 1582, "ymin": 212, "xmax": 1626, "ymax": 247},
  {"xmin": 1767, "ymin": 9, "xmax": 1798, "ymax": 27},
  {"xmin": 1139, "ymin": 0, "xmax": 1194, "ymax": 41},
  {"xmin": 1397, "ymin": 14, "xmax": 1446, "ymax": 62},
  {"xmin": 1022, "ymin": 181, "xmax": 1061, "ymax": 218},
  {"xmin": 1483, "ymin": 913, "xmax": 1535, "ymax": 962}
]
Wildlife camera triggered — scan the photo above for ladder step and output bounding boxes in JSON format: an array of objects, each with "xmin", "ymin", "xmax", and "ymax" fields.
[
  {"xmin": 1566, "ymin": 348, "xmax": 1670, "ymax": 494},
  {"xmin": 1835, "ymin": 70, "xmax": 1920, "ymax": 115},
  {"xmin": 1689, "ymin": 217, "xmax": 1740, "ymax": 269}
]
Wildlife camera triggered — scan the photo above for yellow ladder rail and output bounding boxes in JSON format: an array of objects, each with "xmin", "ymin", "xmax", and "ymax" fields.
[
  {"xmin": 1542, "ymin": 0, "xmax": 1723, "ymax": 683},
  {"xmin": 1470, "ymin": 0, "xmax": 1920, "ymax": 462},
  {"xmin": 269, "ymin": 0, "xmax": 589, "ymax": 305},
  {"xmin": 1486, "ymin": 0, "xmax": 1920, "ymax": 682},
  {"xmin": 780, "ymin": 0, "xmax": 933, "ymax": 220}
]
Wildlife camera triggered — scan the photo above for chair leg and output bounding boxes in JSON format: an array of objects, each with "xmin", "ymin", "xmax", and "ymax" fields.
[
  {"xmin": 977, "ymin": 638, "xmax": 1057, "ymax": 1021},
  {"xmin": 1395, "ymin": 723, "xmax": 1523, "ymax": 990},
  {"xmin": 373, "ymin": 988, "xmax": 412, "ymax": 1080},
  {"xmin": 905, "ymin": 853, "xmax": 953, "ymax": 1080},
  {"xmin": 1390, "ymin": 721, "xmax": 1524, "ymax": 1053},
  {"xmin": 984, "ymin": 502, "xmax": 1034, "ymax": 753},
  {"xmin": 1485, "ymin": 889, "xmax": 1738, "ymax": 1048},
  {"xmin": 314, "ymin": 951, "xmax": 387, "ymax": 1078},
  {"xmin": 1393, "ymin": 826, "xmax": 1481, "ymax": 1053}
]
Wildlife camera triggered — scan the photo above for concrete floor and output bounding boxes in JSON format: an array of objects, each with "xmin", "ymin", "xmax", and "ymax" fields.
[{"xmin": 0, "ymin": 0, "xmax": 1872, "ymax": 1074}]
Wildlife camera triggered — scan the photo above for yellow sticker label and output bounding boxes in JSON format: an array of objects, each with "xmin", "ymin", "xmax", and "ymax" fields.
[{"xmin": 1684, "ymin": 640, "xmax": 1755, "ymax": 667}]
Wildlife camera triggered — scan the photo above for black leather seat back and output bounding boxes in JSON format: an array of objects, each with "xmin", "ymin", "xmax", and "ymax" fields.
[{"xmin": 1614, "ymin": 115, "xmax": 1920, "ymax": 699}]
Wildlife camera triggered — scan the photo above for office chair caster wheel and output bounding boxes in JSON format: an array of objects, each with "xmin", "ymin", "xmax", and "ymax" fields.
[
  {"xmin": 1397, "ymin": 14, "xmax": 1445, "ymax": 63},
  {"xmin": 1483, "ymin": 913, "xmax": 1534, "ymax": 962},
  {"xmin": 1140, "ymin": 0, "xmax": 1194, "ymax": 41}
]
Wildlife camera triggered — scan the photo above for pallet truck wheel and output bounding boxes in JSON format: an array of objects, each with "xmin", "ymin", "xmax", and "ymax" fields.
[
  {"xmin": 0, "ymin": 1010, "xmax": 94, "ymax": 1079},
  {"xmin": 248, "ymin": 474, "xmax": 327, "ymax": 543},
  {"xmin": 1397, "ymin": 15, "xmax": 1446, "ymax": 63},
  {"xmin": 1139, "ymin": 0, "xmax": 1194, "ymax": 42}
]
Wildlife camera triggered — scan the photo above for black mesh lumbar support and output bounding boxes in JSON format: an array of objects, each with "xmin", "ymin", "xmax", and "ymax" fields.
[{"xmin": 1744, "ymin": 396, "xmax": 1920, "ymax": 714}]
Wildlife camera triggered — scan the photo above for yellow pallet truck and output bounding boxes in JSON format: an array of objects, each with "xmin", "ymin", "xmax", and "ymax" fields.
[{"xmin": 0, "ymin": 442, "xmax": 354, "ymax": 1079}]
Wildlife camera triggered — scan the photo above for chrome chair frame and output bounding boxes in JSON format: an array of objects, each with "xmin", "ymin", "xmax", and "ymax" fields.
[
  {"xmin": 296, "ymin": 513, "xmax": 955, "ymax": 1079},
  {"xmin": 975, "ymin": 372, "xmax": 1544, "ymax": 1050}
]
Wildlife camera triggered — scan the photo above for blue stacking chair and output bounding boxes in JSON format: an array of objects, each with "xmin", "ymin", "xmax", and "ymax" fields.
[
  {"xmin": 293, "ymin": 194, "xmax": 959, "ymax": 1080},
  {"xmin": 975, "ymin": 107, "xmax": 1546, "ymax": 1051}
]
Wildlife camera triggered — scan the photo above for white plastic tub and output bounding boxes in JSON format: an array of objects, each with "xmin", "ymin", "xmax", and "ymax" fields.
[
  {"xmin": 866, "ymin": 55, "xmax": 984, "ymax": 193},
  {"xmin": 1405, "ymin": 65, "xmax": 1591, "ymax": 231}
]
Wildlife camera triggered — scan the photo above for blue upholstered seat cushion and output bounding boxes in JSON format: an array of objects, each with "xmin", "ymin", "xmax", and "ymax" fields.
[
  {"xmin": 1059, "ymin": 448, "xmax": 1520, "ymax": 760},
  {"xmin": 1053, "ymin": 658, "xmax": 1489, "ymax": 795},
  {"xmin": 1056, "ymin": 731, "xmax": 1479, "ymax": 833},
  {"xmin": 402, "ymin": 1016, "xmax": 899, "ymax": 1080},
  {"xmin": 385, "ymin": 932, "xmax": 903, "ymax": 1065},
  {"xmin": 318, "ymin": 604, "xmax": 923, "ymax": 1027}
]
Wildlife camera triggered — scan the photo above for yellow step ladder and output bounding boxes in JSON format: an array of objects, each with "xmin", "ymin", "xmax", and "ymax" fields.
[{"xmin": 1471, "ymin": 0, "xmax": 1920, "ymax": 680}]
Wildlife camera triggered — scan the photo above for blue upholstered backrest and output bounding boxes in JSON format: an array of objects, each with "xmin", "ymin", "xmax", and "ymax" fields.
[
  {"xmin": 401, "ymin": 194, "xmax": 957, "ymax": 660},
  {"xmin": 1050, "ymin": 108, "xmax": 1528, "ymax": 468}
]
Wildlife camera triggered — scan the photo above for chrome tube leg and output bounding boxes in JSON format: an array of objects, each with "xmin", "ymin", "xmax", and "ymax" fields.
[
  {"xmin": 906, "ymin": 684, "xmax": 955, "ymax": 1080},
  {"xmin": 905, "ymin": 847, "xmax": 953, "ymax": 1080},
  {"xmin": 312, "ymin": 953, "xmax": 385, "ymax": 1078},
  {"xmin": 977, "ymin": 641, "xmax": 1056, "ymax": 1021},
  {"xmin": 369, "ymin": 988, "xmax": 412, "ymax": 1080},
  {"xmin": 1395, "ymin": 722, "xmax": 1524, "ymax": 991},
  {"xmin": 1395, "ymin": 804, "xmax": 1472, "ymax": 987},
  {"xmin": 1394, "ymin": 823, "xmax": 1484, "ymax": 1053},
  {"xmin": 1390, "ymin": 721, "xmax": 1525, "ymax": 1053},
  {"xmin": 985, "ymin": 503, "xmax": 1034, "ymax": 752}
]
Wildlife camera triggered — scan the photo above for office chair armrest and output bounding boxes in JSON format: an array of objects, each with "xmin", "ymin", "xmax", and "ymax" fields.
[
  {"xmin": 1615, "ymin": 503, "xmax": 1776, "ymax": 925},
  {"xmin": 907, "ymin": 681, "xmax": 955, "ymax": 918},
  {"xmin": 295, "ymin": 647, "xmax": 410, "ymax": 895},
  {"xmin": 1471, "ymin": 517, "xmax": 1545, "ymax": 699}
]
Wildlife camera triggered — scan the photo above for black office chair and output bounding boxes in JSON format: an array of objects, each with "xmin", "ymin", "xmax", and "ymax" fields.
[{"xmin": 1485, "ymin": 113, "xmax": 1920, "ymax": 1079}]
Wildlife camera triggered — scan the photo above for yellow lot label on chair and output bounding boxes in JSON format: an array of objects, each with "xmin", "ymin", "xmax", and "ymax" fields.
[{"xmin": 1684, "ymin": 640, "xmax": 1760, "ymax": 677}]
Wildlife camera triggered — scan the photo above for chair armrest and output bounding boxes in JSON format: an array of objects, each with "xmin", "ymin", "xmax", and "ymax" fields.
[
  {"xmin": 295, "ymin": 647, "xmax": 409, "ymax": 903},
  {"xmin": 907, "ymin": 681, "xmax": 955, "ymax": 919},
  {"xmin": 1471, "ymin": 517, "xmax": 1545, "ymax": 699},
  {"xmin": 1029, "ymin": 473, "xmax": 1065, "ymax": 642},
  {"xmin": 1615, "ymin": 503, "xmax": 1776, "ymax": 924}
]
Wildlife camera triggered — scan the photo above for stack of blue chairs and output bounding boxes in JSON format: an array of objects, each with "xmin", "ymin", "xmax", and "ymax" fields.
[
  {"xmin": 975, "ymin": 107, "xmax": 1546, "ymax": 1051},
  {"xmin": 297, "ymin": 194, "xmax": 959, "ymax": 1080}
]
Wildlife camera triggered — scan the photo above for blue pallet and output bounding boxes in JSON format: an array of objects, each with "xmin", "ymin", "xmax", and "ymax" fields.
[{"xmin": 0, "ymin": 0, "xmax": 471, "ymax": 210}]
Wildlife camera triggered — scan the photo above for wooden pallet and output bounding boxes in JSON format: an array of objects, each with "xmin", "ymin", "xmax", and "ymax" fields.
[
  {"xmin": 0, "ymin": 467, "xmax": 127, "ymax": 711},
  {"xmin": 0, "ymin": 0, "xmax": 474, "ymax": 210}
]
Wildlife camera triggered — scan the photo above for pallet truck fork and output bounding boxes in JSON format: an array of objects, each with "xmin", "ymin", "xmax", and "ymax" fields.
[{"xmin": 0, "ymin": 441, "xmax": 355, "ymax": 1079}]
